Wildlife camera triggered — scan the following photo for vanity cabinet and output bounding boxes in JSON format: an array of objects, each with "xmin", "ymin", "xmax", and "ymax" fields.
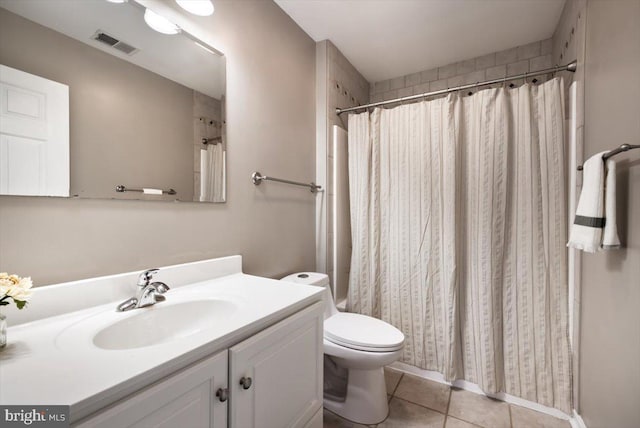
[
  {"xmin": 73, "ymin": 302, "xmax": 324, "ymax": 428},
  {"xmin": 229, "ymin": 300, "xmax": 324, "ymax": 428},
  {"xmin": 73, "ymin": 349, "xmax": 228, "ymax": 428}
]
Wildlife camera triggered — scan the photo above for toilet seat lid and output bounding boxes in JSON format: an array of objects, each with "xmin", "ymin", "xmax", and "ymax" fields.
[{"xmin": 324, "ymin": 313, "xmax": 405, "ymax": 352}]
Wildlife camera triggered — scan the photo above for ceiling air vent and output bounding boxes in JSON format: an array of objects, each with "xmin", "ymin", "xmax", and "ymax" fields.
[{"xmin": 92, "ymin": 30, "xmax": 138, "ymax": 55}]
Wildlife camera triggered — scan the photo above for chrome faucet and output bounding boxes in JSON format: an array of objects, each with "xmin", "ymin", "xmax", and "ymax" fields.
[{"xmin": 117, "ymin": 268, "xmax": 170, "ymax": 312}]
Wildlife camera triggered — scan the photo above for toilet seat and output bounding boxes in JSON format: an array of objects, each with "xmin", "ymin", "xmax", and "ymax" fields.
[{"xmin": 324, "ymin": 313, "xmax": 404, "ymax": 352}]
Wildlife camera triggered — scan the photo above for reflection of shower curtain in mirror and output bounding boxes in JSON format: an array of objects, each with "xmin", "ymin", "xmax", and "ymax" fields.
[{"xmin": 200, "ymin": 143, "xmax": 224, "ymax": 202}]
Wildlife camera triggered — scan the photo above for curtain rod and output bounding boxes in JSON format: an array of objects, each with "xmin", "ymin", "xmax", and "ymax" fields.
[{"xmin": 336, "ymin": 60, "xmax": 577, "ymax": 115}]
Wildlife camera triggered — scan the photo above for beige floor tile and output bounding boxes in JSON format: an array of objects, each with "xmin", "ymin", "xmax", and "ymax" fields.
[
  {"xmin": 378, "ymin": 397, "xmax": 446, "ymax": 428},
  {"xmin": 448, "ymin": 389, "xmax": 510, "ymax": 428},
  {"xmin": 393, "ymin": 373, "xmax": 451, "ymax": 413},
  {"xmin": 384, "ymin": 367, "xmax": 403, "ymax": 395},
  {"xmin": 510, "ymin": 405, "xmax": 571, "ymax": 428},
  {"xmin": 445, "ymin": 416, "xmax": 483, "ymax": 428},
  {"xmin": 323, "ymin": 409, "xmax": 370, "ymax": 428}
]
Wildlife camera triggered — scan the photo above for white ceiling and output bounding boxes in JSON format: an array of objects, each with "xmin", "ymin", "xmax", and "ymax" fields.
[{"xmin": 275, "ymin": 0, "xmax": 565, "ymax": 83}]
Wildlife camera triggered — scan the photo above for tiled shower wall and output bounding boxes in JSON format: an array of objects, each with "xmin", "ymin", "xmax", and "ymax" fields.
[
  {"xmin": 316, "ymin": 40, "xmax": 369, "ymax": 302},
  {"xmin": 370, "ymin": 38, "xmax": 553, "ymax": 103}
]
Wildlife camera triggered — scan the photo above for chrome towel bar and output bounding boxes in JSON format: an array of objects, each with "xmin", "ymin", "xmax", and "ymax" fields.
[
  {"xmin": 251, "ymin": 172, "xmax": 321, "ymax": 193},
  {"xmin": 577, "ymin": 143, "xmax": 640, "ymax": 171},
  {"xmin": 115, "ymin": 185, "xmax": 176, "ymax": 195}
]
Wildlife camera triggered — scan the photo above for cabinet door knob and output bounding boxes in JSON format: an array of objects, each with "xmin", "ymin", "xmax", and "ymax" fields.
[
  {"xmin": 239, "ymin": 376, "xmax": 252, "ymax": 390},
  {"xmin": 215, "ymin": 388, "xmax": 228, "ymax": 402}
]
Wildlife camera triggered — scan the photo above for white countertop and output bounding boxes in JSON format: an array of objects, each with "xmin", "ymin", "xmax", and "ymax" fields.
[{"xmin": 0, "ymin": 263, "xmax": 324, "ymax": 423}]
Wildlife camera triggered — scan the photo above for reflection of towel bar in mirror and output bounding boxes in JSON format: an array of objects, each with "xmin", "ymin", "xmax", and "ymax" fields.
[
  {"xmin": 115, "ymin": 185, "xmax": 176, "ymax": 195},
  {"xmin": 577, "ymin": 143, "xmax": 640, "ymax": 171},
  {"xmin": 202, "ymin": 137, "xmax": 222, "ymax": 145},
  {"xmin": 251, "ymin": 172, "xmax": 321, "ymax": 194}
]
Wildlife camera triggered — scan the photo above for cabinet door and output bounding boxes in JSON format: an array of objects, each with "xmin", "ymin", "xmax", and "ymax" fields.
[
  {"xmin": 229, "ymin": 302, "xmax": 324, "ymax": 428},
  {"xmin": 73, "ymin": 350, "xmax": 228, "ymax": 428}
]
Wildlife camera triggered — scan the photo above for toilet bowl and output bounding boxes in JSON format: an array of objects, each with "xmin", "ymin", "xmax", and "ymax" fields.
[{"xmin": 280, "ymin": 272, "xmax": 405, "ymax": 425}]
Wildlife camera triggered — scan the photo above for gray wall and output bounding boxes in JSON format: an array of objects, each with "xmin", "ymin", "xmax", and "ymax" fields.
[
  {"xmin": 0, "ymin": 9, "xmax": 195, "ymax": 201},
  {"xmin": 0, "ymin": 0, "xmax": 317, "ymax": 285},
  {"xmin": 580, "ymin": 1, "xmax": 640, "ymax": 427}
]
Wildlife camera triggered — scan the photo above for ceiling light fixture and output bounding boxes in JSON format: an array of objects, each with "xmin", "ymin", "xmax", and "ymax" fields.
[
  {"xmin": 176, "ymin": 0, "xmax": 214, "ymax": 17},
  {"xmin": 105, "ymin": 0, "xmax": 128, "ymax": 3},
  {"xmin": 143, "ymin": 8, "xmax": 181, "ymax": 35}
]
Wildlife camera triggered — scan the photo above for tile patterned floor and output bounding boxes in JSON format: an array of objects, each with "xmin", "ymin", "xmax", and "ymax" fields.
[{"xmin": 324, "ymin": 367, "xmax": 571, "ymax": 428}]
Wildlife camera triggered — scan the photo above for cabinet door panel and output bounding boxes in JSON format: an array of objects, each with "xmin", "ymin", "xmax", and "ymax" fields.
[
  {"xmin": 230, "ymin": 302, "xmax": 324, "ymax": 428},
  {"xmin": 73, "ymin": 350, "xmax": 228, "ymax": 428}
]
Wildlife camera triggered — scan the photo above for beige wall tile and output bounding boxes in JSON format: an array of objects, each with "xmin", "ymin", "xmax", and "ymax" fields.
[
  {"xmin": 475, "ymin": 53, "xmax": 496, "ymax": 69},
  {"xmin": 405, "ymin": 72, "xmax": 421, "ymax": 87},
  {"xmin": 421, "ymin": 68, "xmax": 439, "ymax": 83},
  {"xmin": 413, "ymin": 82, "xmax": 430, "ymax": 95},
  {"xmin": 495, "ymin": 47, "xmax": 518, "ymax": 65},
  {"xmin": 447, "ymin": 75, "xmax": 464, "ymax": 88},
  {"xmin": 486, "ymin": 64, "xmax": 507, "ymax": 80},
  {"xmin": 371, "ymin": 92, "xmax": 384, "ymax": 103},
  {"xmin": 398, "ymin": 86, "xmax": 414, "ymax": 98},
  {"xmin": 375, "ymin": 79, "xmax": 390, "ymax": 93},
  {"xmin": 517, "ymin": 41, "xmax": 542, "ymax": 60},
  {"xmin": 541, "ymin": 38, "xmax": 553, "ymax": 55},
  {"xmin": 530, "ymin": 54, "xmax": 552, "ymax": 71},
  {"xmin": 382, "ymin": 89, "xmax": 399, "ymax": 101},
  {"xmin": 507, "ymin": 59, "xmax": 530, "ymax": 76},
  {"xmin": 431, "ymin": 78, "xmax": 448, "ymax": 91},
  {"xmin": 438, "ymin": 62, "xmax": 457, "ymax": 79},
  {"xmin": 456, "ymin": 59, "xmax": 476, "ymax": 75},
  {"xmin": 389, "ymin": 76, "xmax": 405, "ymax": 90},
  {"xmin": 463, "ymin": 70, "xmax": 486, "ymax": 85}
]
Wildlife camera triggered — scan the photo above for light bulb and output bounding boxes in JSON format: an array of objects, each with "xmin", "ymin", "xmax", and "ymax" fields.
[
  {"xmin": 176, "ymin": 0, "xmax": 214, "ymax": 17},
  {"xmin": 144, "ymin": 8, "xmax": 181, "ymax": 35}
]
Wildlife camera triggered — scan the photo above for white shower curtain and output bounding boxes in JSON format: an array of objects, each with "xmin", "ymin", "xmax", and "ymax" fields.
[
  {"xmin": 200, "ymin": 143, "xmax": 225, "ymax": 202},
  {"xmin": 347, "ymin": 78, "xmax": 572, "ymax": 412}
]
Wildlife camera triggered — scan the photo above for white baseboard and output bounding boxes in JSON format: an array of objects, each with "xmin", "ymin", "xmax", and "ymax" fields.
[
  {"xmin": 570, "ymin": 410, "xmax": 588, "ymax": 428},
  {"xmin": 390, "ymin": 362, "xmax": 587, "ymax": 427}
]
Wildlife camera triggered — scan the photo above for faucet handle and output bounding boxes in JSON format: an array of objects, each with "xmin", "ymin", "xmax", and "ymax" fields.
[{"xmin": 137, "ymin": 268, "xmax": 159, "ymax": 286}]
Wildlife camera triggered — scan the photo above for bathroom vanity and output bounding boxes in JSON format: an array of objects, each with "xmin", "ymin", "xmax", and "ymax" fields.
[{"xmin": 0, "ymin": 256, "xmax": 325, "ymax": 428}]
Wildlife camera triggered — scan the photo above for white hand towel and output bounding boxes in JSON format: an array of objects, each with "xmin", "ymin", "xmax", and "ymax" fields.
[
  {"xmin": 602, "ymin": 159, "xmax": 621, "ymax": 249},
  {"xmin": 143, "ymin": 188, "xmax": 163, "ymax": 195},
  {"xmin": 568, "ymin": 151, "xmax": 608, "ymax": 252}
]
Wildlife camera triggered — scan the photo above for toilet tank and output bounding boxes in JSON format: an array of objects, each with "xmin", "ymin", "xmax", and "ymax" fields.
[{"xmin": 280, "ymin": 272, "xmax": 337, "ymax": 318}]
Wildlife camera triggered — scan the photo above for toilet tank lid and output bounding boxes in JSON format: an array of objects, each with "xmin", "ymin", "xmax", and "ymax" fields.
[{"xmin": 280, "ymin": 272, "xmax": 329, "ymax": 286}]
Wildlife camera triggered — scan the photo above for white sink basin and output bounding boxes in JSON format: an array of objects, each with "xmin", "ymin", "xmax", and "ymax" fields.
[{"xmin": 93, "ymin": 300, "xmax": 237, "ymax": 350}]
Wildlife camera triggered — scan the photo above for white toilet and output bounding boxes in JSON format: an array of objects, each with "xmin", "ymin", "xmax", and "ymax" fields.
[{"xmin": 281, "ymin": 272, "xmax": 405, "ymax": 425}]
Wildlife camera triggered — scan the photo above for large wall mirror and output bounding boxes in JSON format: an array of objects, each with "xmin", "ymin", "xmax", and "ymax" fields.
[{"xmin": 0, "ymin": 0, "xmax": 226, "ymax": 203}]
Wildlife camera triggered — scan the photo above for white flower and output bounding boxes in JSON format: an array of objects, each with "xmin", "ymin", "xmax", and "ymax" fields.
[
  {"xmin": 7, "ymin": 277, "xmax": 33, "ymax": 302},
  {"xmin": 0, "ymin": 277, "xmax": 12, "ymax": 296},
  {"xmin": 0, "ymin": 273, "xmax": 33, "ymax": 308}
]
